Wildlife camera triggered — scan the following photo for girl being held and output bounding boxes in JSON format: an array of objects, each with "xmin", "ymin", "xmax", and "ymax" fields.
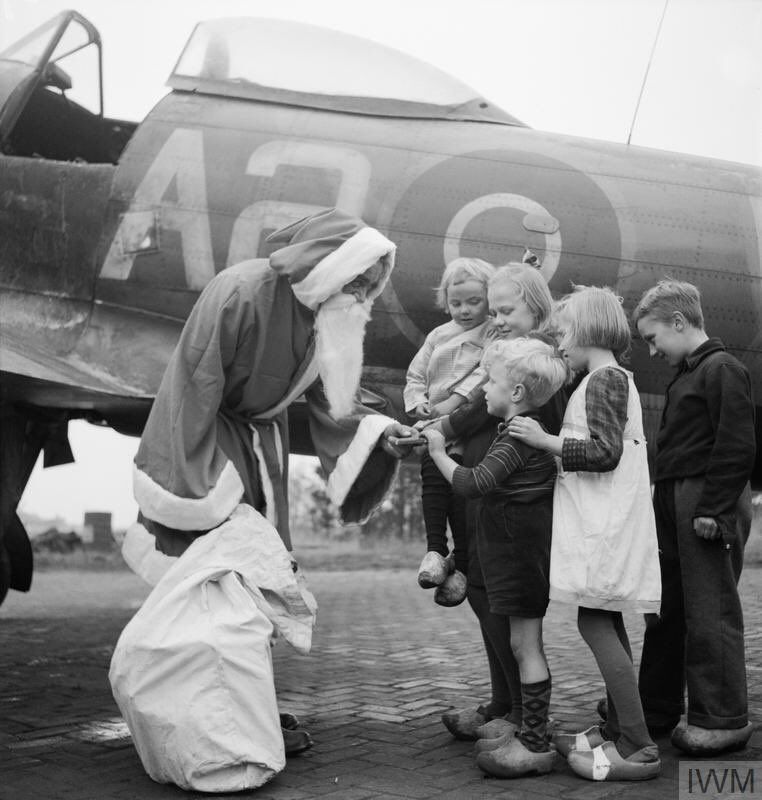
[
  {"xmin": 404, "ymin": 257, "xmax": 495, "ymax": 603},
  {"xmin": 509, "ymin": 286, "xmax": 662, "ymax": 782}
]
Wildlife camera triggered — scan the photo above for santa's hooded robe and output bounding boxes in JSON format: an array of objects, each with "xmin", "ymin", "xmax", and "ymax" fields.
[{"xmin": 132, "ymin": 208, "xmax": 399, "ymax": 554}]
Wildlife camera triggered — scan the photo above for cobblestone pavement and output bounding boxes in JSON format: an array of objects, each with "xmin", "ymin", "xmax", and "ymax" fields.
[{"xmin": 1, "ymin": 566, "xmax": 760, "ymax": 800}]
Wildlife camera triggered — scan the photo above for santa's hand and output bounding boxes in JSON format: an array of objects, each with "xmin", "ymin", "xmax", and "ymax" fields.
[
  {"xmin": 507, "ymin": 415, "xmax": 545, "ymax": 447},
  {"xmin": 421, "ymin": 428, "xmax": 446, "ymax": 454},
  {"xmin": 380, "ymin": 423, "xmax": 421, "ymax": 458}
]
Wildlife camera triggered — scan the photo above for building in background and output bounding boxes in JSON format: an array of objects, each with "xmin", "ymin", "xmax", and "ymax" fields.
[{"xmin": 83, "ymin": 512, "xmax": 113, "ymax": 550}]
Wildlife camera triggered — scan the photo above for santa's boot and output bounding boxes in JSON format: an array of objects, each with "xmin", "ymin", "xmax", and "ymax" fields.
[
  {"xmin": 279, "ymin": 712, "xmax": 300, "ymax": 730},
  {"xmin": 283, "ymin": 727, "xmax": 313, "ymax": 756}
]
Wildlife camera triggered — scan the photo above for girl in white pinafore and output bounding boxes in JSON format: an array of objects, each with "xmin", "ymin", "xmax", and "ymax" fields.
[
  {"xmin": 551, "ymin": 364, "xmax": 660, "ymax": 614},
  {"xmin": 508, "ymin": 286, "xmax": 661, "ymax": 783}
]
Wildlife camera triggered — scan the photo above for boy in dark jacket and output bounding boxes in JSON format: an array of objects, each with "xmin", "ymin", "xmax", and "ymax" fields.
[{"xmin": 634, "ymin": 280, "xmax": 755, "ymax": 755}]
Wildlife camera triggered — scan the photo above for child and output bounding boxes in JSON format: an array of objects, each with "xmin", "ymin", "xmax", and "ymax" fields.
[
  {"xmin": 633, "ymin": 280, "xmax": 755, "ymax": 756},
  {"xmin": 404, "ymin": 257, "xmax": 495, "ymax": 603},
  {"xmin": 423, "ymin": 337, "xmax": 567, "ymax": 778},
  {"xmin": 509, "ymin": 286, "xmax": 662, "ymax": 781}
]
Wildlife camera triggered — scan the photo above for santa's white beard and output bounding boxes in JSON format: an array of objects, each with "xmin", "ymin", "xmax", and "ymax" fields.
[{"xmin": 315, "ymin": 294, "xmax": 372, "ymax": 420}]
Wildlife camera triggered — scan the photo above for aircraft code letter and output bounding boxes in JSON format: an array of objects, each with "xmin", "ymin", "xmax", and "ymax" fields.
[
  {"xmin": 100, "ymin": 129, "xmax": 215, "ymax": 289},
  {"xmin": 226, "ymin": 141, "xmax": 371, "ymax": 266}
]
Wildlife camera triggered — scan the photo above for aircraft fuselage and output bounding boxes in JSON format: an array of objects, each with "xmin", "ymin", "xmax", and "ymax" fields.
[{"xmin": 2, "ymin": 89, "xmax": 760, "ymax": 478}]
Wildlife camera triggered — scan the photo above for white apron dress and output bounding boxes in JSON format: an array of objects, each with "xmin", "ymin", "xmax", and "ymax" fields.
[{"xmin": 549, "ymin": 365, "xmax": 661, "ymax": 613}]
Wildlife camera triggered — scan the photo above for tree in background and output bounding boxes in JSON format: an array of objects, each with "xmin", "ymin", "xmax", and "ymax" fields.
[
  {"xmin": 359, "ymin": 461, "xmax": 424, "ymax": 543},
  {"xmin": 288, "ymin": 457, "xmax": 337, "ymax": 539},
  {"xmin": 288, "ymin": 457, "xmax": 425, "ymax": 543}
]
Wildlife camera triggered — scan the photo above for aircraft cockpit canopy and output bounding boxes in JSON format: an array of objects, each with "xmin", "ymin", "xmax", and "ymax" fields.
[
  {"xmin": 0, "ymin": 10, "xmax": 136, "ymax": 163},
  {"xmin": 169, "ymin": 18, "xmax": 526, "ymax": 126}
]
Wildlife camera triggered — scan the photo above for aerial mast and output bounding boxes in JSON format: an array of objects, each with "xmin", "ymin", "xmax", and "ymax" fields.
[{"xmin": 627, "ymin": 0, "xmax": 670, "ymax": 146}]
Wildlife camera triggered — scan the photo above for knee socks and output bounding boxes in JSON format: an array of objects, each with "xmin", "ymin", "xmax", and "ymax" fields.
[{"xmin": 518, "ymin": 677, "xmax": 551, "ymax": 752}]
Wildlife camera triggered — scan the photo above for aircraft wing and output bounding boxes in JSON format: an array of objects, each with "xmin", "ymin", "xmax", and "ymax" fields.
[{"xmin": 0, "ymin": 328, "xmax": 148, "ymax": 398}]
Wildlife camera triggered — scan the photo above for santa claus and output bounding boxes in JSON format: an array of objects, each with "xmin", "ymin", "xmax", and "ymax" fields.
[{"xmin": 126, "ymin": 208, "xmax": 416, "ymax": 753}]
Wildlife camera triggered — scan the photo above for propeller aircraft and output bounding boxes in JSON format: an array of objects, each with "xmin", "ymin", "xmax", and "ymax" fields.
[{"xmin": 1, "ymin": 10, "xmax": 760, "ymax": 603}]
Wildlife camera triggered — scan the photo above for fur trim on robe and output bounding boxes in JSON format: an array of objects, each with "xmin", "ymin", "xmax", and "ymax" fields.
[{"xmin": 327, "ymin": 414, "xmax": 399, "ymax": 524}]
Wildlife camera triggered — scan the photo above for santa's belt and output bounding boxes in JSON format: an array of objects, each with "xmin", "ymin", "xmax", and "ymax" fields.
[
  {"xmin": 247, "ymin": 350, "xmax": 318, "ymax": 553},
  {"xmin": 249, "ymin": 419, "xmax": 292, "ymax": 551}
]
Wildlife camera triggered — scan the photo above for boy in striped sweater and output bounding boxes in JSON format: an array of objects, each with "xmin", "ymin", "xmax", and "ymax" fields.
[{"xmin": 422, "ymin": 336, "xmax": 567, "ymax": 778}]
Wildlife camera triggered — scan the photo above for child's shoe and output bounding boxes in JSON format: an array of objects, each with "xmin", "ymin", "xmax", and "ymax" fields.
[
  {"xmin": 553, "ymin": 724, "xmax": 607, "ymax": 758},
  {"xmin": 441, "ymin": 705, "xmax": 491, "ymax": 740},
  {"xmin": 476, "ymin": 735, "xmax": 556, "ymax": 778},
  {"xmin": 671, "ymin": 722, "xmax": 754, "ymax": 756},
  {"xmin": 477, "ymin": 714, "xmax": 555, "ymax": 740},
  {"xmin": 434, "ymin": 569, "xmax": 467, "ymax": 606},
  {"xmin": 474, "ymin": 723, "xmax": 519, "ymax": 753},
  {"xmin": 475, "ymin": 717, "xmax": 517, "ymax": 739},
  {"xmin": 417, "ymin": 551, "xmax": 449, "ymax": 588},
  {"xmin": 567, "ymin": 741, "xmax": 660, "ymax": 781},
  {"xmin": 598, "ymin": 697, "xmax": 674, "ymax": 737}
]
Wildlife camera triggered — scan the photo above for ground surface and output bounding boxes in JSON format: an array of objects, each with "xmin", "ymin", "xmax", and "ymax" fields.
[{"xmin": 1, "ymin": 564, "xmax": 760, "ymax": 800}]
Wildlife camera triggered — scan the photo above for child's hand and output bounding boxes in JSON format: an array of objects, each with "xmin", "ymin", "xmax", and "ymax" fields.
[
  {"xmin": 415, "ymin": 418, "xmax": 444, "ymax": 433},
  {"xmin": 422, "ymin": 428, "xmax": 446, "ymax": 454},
  {"xmin": 485, "ymin": 322, "xmax": 505, "ymax": 342},
  {"xmin": 693, "ymin": 516, "xmax": 720, "ymax": 540},
  {"xmin": 507, "ymin": 416, "xmax": 546, "ymax": 448},
  {"xmin": 414, "ymin": 402, "xmax": 431, "ymax": 420}
]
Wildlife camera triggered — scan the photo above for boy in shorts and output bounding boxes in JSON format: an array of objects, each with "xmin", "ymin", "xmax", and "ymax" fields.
[
  {"xmin": 633, "ymin": 280, "xmax": 756, "ymax": 755},
  {"xmin": 423, "ymin": 336, "xmax": 567, "ymax": 777}
]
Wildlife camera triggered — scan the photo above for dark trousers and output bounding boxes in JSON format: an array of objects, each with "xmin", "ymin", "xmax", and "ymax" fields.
[
  {"xmin": 420, "ymin": 451, "xmax": 468, "ymax": 573},
  {"xmin": 638, "ymin": 477, "xmax": 751, "ymax": 730}
]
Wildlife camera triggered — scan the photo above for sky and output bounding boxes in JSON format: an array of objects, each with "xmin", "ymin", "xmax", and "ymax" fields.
[{"xmin": 6, "ymin": 0, "xmax": 761, "ymax": 529}]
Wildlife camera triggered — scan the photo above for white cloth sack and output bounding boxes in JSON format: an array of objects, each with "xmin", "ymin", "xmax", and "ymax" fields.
[{"xmin": 109, "ymin": 505, "xmax": 317, "ymax": 792}]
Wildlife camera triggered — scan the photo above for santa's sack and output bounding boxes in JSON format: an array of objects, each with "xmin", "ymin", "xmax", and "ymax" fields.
[{"xmin": 109, "ymin": 506, "xmax": 317, "ymax": 792}]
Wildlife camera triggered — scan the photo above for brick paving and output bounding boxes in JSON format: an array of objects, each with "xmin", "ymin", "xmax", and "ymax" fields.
[{"xmin": 1, "ymin": 565, "xmax": 760, "ymax": 799}]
